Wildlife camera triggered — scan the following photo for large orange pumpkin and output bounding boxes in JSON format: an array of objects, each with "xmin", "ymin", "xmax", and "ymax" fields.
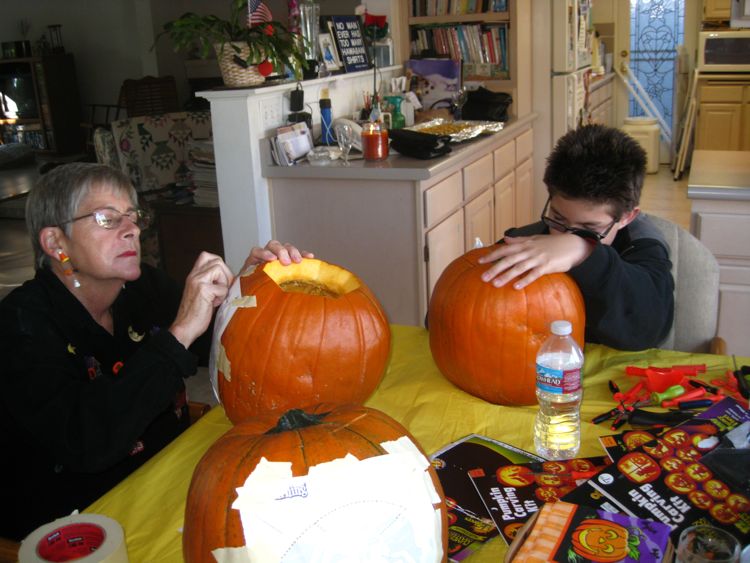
[
  {"xmin": 212, "ymin": 258, "xmax": 391, "ymax": 423},
  {"xmin": 182, "ymin": 404, "xmax": 448, "ymax": 562},
  {"xmin": 428, "ymin": 246, "xmax": 585, "ymax": 405}
]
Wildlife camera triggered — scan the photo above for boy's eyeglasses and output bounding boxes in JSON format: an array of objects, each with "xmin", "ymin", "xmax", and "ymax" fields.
[
  {"xmin": 540, "ymin": 199, "xmax": 617, "ymax": 242},
  {"xmin": 59, "ymin": 207, "xmax": 152, "ymax": 230}
]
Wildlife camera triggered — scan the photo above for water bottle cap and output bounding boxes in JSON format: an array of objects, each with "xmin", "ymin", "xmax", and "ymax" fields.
[{"xmin": 550, "ymin": 320, "xmax": 572, "ymax": 336}]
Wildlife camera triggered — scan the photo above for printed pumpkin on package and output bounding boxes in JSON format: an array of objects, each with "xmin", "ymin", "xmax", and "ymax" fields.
[{"xmin": 209, "ymin": 258, "xmax": 391, "ymax": 423}]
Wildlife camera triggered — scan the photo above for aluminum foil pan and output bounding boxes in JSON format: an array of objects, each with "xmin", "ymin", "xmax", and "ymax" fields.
[{"xmin": 407, "ymin": 118, "xmax": 504, "ymax": 143}]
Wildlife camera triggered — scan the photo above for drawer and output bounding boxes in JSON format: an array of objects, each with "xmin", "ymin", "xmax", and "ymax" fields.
[
  {"xmin": 700, "ymin": 84, "xmax": 744, "ymax": 103},
  {"xmin": 494, "ymin": 140, "xmax": 516, "ymax": 180},
  {"xmin": 516, "ymin": 129, "xmax": 533, "ymax": 163},
  {"xmin": 695, "ymin": 212, "xmax": 750, "ymax": 258},
  {"xmin": 424, "ymin": 171, "xmax": 463, "ymax": 227},
  {"xmin": 463, "ymin": 154, "xmax": 493, "ymax": 199}
]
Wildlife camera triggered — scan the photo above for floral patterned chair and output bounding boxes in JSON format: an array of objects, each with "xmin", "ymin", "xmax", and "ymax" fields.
[{"xmin": 93, "ymin": 111, "xmax": 213, "ymax": 267}]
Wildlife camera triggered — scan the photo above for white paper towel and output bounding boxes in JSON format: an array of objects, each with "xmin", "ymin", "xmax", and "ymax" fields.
[{"xmin": 19, "ymin": 513, "xmax": 128, "ymax": 563}]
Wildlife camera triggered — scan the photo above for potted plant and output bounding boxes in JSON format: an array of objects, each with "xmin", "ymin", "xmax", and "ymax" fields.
[{"xmin": 160, "ymin": 0, "xmax": 307, "ymax": 87}]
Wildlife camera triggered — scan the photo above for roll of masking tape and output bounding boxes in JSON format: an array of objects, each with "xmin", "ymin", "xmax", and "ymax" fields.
[{"xmin": 19, "ymin": 513, "xmax": 128, "ymax": 563}]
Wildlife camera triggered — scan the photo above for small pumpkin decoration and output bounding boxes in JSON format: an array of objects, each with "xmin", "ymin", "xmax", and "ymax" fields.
[
  {"xmin": 212, "ymin": 258, "xmax": 391, "ymax": 423},
  {"xmin": 570, "ymin": 518, "xmax": 633, "ymax": 562},
  {"xmin": 428, "ymin": 246, "xmax": 585, "ymax": 405},
  {"xmin": 182, "ymin": 404, "xmax": 448, "ymax": 562}
]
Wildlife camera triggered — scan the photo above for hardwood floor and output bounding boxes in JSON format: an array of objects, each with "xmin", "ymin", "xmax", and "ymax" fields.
[{"xmin": 639, "ymin": 164, "xmax": 691, "ymax": 230}]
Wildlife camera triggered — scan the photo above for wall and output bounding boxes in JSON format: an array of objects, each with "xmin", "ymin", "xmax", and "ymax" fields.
[{"xmin": 1, "ymin": 0, "xmax": 370, "ymax": 114}]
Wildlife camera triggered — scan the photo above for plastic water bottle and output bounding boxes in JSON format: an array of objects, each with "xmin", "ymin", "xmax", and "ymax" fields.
[
  {"xmin": 319, "ymin": 88, "xmax": 334, "ymax": 145},
  {"xmin": 534, "ymin": 320, "xmax": 584, "ymax": 460}
]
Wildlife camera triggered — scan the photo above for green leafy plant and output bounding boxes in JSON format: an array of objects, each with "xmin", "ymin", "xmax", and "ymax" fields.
[{"xmin": 159, "ymin": 0, "xmax": 307, "ymax": 78}]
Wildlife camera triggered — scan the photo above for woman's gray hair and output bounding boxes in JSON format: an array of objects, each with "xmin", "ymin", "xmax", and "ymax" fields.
[{"xmin": 26, "ymin": 163, "xmax": 138, "ymax": 270}]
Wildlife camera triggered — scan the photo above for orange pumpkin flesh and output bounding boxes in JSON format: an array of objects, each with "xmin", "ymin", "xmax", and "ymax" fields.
[
  {"xmin": 182, "ymin": 404, "xmax": 448, "ymax": 562},
  {"xmin": 428, "ymin": 246, "xmax": 585, "ymax": 405},
  {"xmin": 215, "ymin": 259, "xmax": 391, "ymax": 423}
]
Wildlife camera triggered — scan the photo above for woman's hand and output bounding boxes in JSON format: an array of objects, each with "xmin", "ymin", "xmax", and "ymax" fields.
[
  {"xmin": 169, "ymin": 252, "xmax": 234, "ymax": 349},
  {"xmin": 477, "ymin": 234, "xmax": 594, "ymax": 290},
  {"xmin": 240, "ymin": 240, "xmax": 314, "ymax": 273}
]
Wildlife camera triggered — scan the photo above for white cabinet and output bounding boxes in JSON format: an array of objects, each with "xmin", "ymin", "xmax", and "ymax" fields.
[
  {"xmin": 464, "ymin": 188, "xmax": 494, "ymax": 249},
  {"xmin": 589, "ymin": 75, "xmax": 615, "ymax": 128},
  {"xmin": 427, "ymin": 210, "xmax": 465, "ymax": 297},
  {"xmin": 688, "ymin": 150, "xmax": 750, "ymax": 355},
  {"xmin": 491, "ymin": 129, "xmax": 535, "ymax": 240}
]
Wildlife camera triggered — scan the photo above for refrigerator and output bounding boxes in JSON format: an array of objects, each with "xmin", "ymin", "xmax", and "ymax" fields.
[{"xmin": 551, "ymin": 0, "xmax": 594, "ymax": 144}]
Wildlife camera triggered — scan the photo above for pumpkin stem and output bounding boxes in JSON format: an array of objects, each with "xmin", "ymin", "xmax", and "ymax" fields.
[{"xmin": 266, "ymin": 409, "xmax": 330, "ymax": 434}]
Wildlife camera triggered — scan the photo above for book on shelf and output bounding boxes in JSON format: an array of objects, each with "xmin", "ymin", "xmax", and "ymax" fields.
[
  {"xmin": 409, "ymin": 22, "xmax": 508, "ymax": 79},
  {"xmin": 429, "ymin": 434, "xmax": 543, "ymax": 562},
  {"xmin": 562, "ymin": 397, "xmax": 750, "ymax": 545},
  {"xmin": 468, "ymin": 455, "xmax": 612, "ymax": 545},
  {"xmin": 411, "ymin": 0, "xmax": 507, "ymax": 17}
]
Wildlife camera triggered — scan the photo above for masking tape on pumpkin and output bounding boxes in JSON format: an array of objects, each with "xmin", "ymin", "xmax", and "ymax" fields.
[
  {"xmin": 209, "ymin": 276, "xmax": 248, "ymax": 401},
  {"xmin": 19, "ymin": 513, "xmax": 128, "ymax": 562},
  {"xmin": 213, "ymin": 436, "xmax": 443, "ymax": 563}
]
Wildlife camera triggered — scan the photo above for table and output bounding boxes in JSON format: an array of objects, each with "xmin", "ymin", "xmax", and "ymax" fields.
[{"xmin": 85, "ymin": 325, "xmax": 749, "ymax": 562}]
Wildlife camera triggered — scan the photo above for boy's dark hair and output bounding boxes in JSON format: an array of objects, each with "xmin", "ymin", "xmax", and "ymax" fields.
[{"xmin": 543, "ymin": 124, "xmax": 647, "ymax": 219}]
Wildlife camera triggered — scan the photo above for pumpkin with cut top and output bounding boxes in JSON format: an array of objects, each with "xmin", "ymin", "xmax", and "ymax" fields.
[
  {"xmin": 182, "ymin": 404, "xmax": 448, "ymax": 562},
  {"xmin": 428, "ymin": 246, "xmax": 585, "ymax": 406},
  {"xmin": 211, "ymin": 258, "xmax": 390, "ymax": 423}
]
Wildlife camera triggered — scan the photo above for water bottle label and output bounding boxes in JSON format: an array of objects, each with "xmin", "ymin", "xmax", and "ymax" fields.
[{"xmin": 536, "ymin": 364, "xmax": 582, "ymax": 394}]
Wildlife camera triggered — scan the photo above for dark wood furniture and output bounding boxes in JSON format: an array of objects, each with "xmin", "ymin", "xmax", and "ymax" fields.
[
  {"xmin": 151, "ymin": 202, "xmax": 224, "ymax": 284},
  {"xmin": 0, "ymin": 54, "xmax": 83, "ymax": 154}
]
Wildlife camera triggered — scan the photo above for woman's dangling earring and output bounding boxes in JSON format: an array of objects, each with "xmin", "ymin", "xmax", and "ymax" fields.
[{"xmin": 57, "ymin": 249, "xmax": 81, "ymax": 288}]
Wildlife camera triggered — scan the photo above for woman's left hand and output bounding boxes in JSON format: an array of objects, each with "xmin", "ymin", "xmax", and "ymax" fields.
[{"xmin": 240, "ymin": 240, "xmax": 314, "ymax": 273}]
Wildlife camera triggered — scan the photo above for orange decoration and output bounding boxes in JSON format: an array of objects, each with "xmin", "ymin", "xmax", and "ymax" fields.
[
  {"xmin": 214, "ymin": 258, "xmax": 390, "ymax": 423},
  {"xmin": 570, "ymin": 519, "xmax": 630, "ymax": 562},
  {"xmin": 182, "ymin": 404, "xmax": 448, "ymax": 562},
  {"xmin": 428, "ymin": 246, "xmax": 585, "ymax": 405}
]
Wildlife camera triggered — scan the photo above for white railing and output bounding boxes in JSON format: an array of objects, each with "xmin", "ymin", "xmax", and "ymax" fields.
[{"xmin": 615, "ymin": 61, "xmax": 672, "ymax": 145}]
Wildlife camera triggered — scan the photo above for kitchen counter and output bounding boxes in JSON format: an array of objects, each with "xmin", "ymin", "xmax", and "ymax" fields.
[
  {"xmin": 261, "ymin": 114, "xmax": 537, "ymax": 182},
  {"xmin": 262, "ymin": 115, "xmax": 538, "ymax": 325},
  {"xmin": 687, "ymin": 150, "xmax": 750, "ymax": 200}
]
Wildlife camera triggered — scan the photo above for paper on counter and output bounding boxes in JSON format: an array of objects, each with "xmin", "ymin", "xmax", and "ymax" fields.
[{"xmin": 213, "ymin": 436, "xmax": 443, "ymax": 563}]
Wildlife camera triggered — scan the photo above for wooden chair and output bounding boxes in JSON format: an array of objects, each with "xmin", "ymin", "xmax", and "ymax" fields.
[
  {"xmin": 120, "ymin": 76, "xmax": 180, "ymax": 118},
  {"xmin": 0, "ymin": 537, "xmax": 19, "ymax": 563}
]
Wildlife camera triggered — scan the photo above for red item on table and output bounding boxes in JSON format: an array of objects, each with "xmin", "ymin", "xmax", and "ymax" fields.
[{"xmin": 362, "ymin": 122, "xmax": 389, "ymax": 161}]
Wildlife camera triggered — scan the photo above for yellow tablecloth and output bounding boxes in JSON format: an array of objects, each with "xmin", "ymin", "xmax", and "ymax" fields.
[{"xmin": 85, "ymin": 325, "xmax": 749, "ymax": 562}]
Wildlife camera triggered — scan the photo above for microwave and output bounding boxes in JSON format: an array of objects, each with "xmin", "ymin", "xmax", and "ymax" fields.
[{"xmin": 697, "ymin": 30, "xmax": 750, "ymax": 72}]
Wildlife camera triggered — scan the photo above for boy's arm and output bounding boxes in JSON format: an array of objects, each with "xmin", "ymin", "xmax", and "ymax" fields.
[{"xmin": 568, "ymin": 239, "xmax": 674, "ymax": 350}]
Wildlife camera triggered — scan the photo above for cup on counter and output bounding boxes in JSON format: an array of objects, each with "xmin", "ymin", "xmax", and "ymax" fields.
[
  {"xmin": 361, "ymin": 121, "xmax": 389, "ymax": 161},
  {"xmin": 676, "ymin": 525, "xmax": 740, "ymax": 563}
]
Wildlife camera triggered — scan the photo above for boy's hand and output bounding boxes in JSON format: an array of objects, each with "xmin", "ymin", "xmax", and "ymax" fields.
[{"xmin": 477, "ymin": 234, "xmax": 594, "ymax": 290}]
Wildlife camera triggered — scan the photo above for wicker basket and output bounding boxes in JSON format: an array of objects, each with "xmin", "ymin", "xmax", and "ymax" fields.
[{"xmin": 214, "ymin": 42, "xmax": 265, "ymax": 87}]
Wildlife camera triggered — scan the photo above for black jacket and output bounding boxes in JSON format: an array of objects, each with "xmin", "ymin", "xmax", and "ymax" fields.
[
  {"xmin": 504, "ymin": 214, "xmax": 674, "ymax": 350},
  {"xmin": 0, "ymin": 265, "xmax": 196, "ymax": 541}
]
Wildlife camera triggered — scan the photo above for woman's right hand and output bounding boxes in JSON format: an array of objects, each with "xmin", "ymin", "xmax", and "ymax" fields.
[{"xmin": 169, "ymin": 252, "xmax": 234, "ymax": 349}]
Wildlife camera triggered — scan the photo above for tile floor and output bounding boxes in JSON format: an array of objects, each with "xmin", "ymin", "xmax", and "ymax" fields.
[{"xmin": 0, "ymin": 161, "xmax": 690, "ymax": 406}]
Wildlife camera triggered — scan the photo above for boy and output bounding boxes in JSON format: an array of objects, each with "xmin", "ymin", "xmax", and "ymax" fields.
[{"xmin": 478, "ymin": 124, "xmax": 674, "ymax": 350}]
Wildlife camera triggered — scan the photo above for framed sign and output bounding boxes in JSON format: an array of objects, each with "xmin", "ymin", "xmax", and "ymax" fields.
[{"xmin": 329, "ymin": 16, "xmax": 370, "ymax": 72}]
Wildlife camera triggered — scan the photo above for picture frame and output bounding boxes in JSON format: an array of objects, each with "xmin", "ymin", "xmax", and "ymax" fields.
[{"xmin": 318, "ymin": 33, "xmax": 341, "ymax": 71}]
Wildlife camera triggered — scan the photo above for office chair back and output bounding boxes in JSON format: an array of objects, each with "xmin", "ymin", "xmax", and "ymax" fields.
[{"xmin": 648, "ymin": 214, "xmax": 720, "ymax": 353}]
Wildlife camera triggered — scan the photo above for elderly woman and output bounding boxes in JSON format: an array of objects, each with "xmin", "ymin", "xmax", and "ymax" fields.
[{"xmin": 0, "ymin": 163, "xmax": 312, "ymax": 541}]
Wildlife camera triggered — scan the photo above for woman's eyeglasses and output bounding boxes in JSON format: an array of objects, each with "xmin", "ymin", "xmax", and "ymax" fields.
[
  {"xmin": 59, "ymin": 207, "xmax": 152, "ymax": 230},
  {"xmin": 540, "ymin": 199, "xmax": 617, "ymax": 242}
]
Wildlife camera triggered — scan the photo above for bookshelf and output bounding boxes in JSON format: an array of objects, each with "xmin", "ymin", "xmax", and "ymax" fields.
[{"xmin": 397, "ymin": 0, "xmax": 531, "ymax": 118}]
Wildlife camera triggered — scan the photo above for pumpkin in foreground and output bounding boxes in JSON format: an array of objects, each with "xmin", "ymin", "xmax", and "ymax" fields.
[
  {"xmin": 211, "ymin": 258, "xmax": 391, "ymax": 423},
  {"xmin": 182, "ymin": 404, "xmax": 448, "ymax": 562},
  {"xmin": 428, "ymin": 246, "xmax": 585, "ymax": 405}
]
